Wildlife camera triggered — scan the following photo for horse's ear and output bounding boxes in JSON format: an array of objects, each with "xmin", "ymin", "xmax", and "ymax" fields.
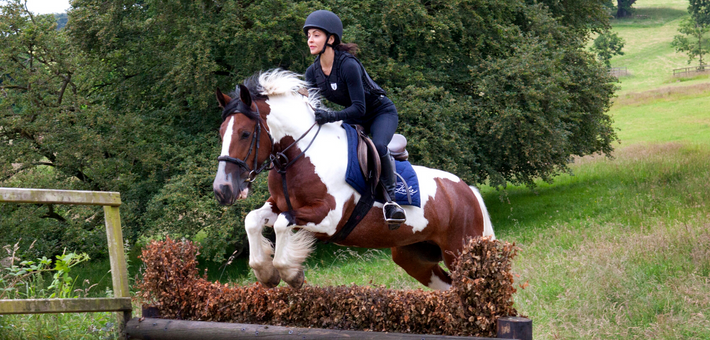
[
  {"xmin": 216, "ymin": 88, "xmax": 231, "ymax": 109},
  {"xmin": 238, "ymin": 84, "xmax": 252, "ymax": 107}
]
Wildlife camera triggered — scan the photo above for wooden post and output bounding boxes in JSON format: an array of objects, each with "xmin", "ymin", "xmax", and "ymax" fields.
[
  {"xmin": 497, "ymin": 316, "xmax": 532, "ymax": 340},
  {"xmin": 104, "ymin": 205, "xmax": 132, "ymax": 337}
]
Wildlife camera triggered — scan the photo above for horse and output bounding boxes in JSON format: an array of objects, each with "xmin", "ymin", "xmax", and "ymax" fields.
[{"xmin": 212, "ymin": 69, "xmax": 495, "ymax": 290}]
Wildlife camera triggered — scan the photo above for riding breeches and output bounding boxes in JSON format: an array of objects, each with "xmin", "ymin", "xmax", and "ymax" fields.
[{"xmin": 345, "ymin": 97, "xmax": 399, "ymax": 156}]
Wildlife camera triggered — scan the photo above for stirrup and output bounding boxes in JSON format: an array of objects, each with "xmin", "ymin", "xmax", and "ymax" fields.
[{"xmin": 383, "ymin": 201, "xmax": 406, "ymax": 228}]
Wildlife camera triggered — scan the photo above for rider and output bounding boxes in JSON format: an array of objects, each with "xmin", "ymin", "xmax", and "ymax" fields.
[{"xmin": 303, "ymin": 10, "xmax": 406, "ymax": 226}]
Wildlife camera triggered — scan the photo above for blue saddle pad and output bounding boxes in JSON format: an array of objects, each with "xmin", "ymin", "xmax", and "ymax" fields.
[{"xmin": 342, "ymin": 123, "xmax": 420, "ymax": 207}]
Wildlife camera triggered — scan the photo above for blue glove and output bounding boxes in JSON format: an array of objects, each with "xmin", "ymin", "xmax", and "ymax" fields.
[{"xmin": 314, "ymin": 109, "xmax": 337, "ymax": 125}]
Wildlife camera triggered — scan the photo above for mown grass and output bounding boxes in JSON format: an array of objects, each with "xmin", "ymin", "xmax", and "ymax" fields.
[
  {"xmin": 607, "ymin": 0, "xmax": 710, "ymax": 95},
  {"xmin": 611, "ymin": 89, "xmax": 710, "ymax": 145}
]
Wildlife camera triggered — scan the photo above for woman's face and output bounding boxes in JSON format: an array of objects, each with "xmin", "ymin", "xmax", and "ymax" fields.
[{"xmin": 307, "ymin": 28, "xmax": 332, "ymax": 55}]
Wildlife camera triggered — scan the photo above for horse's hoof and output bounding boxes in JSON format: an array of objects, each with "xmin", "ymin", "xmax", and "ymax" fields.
[
  {"xmin": 257, "ymin": 268, "xmax": 281, "ymax": 288},
  {"xmin": 285, "ymin": 270, "xmax": 305, "ymax": 289}
]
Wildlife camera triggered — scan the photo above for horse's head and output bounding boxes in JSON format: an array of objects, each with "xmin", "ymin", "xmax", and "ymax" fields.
[{"xmin": 213, "ymin": 85, "xmax": 273, "ymax": 206}]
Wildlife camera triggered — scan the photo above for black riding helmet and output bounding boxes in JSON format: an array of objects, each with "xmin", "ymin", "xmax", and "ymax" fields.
[{"xmin": 303, "ymin": 10, "xmax": 343, "ymax": 53}]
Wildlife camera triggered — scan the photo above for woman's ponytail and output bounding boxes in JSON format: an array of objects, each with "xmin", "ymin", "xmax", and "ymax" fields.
[{"xmin": 336, "ymin": 42, "xmax": 359, "ymax": 56}]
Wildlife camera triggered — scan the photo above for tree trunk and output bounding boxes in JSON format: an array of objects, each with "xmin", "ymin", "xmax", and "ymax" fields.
[{"xmin": 616, "ymin": 0, "xmax": 636, "ymax": 18}]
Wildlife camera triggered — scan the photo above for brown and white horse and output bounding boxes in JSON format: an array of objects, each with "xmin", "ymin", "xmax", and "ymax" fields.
[{"xmin": 213, "ymin": 70, "xmax": 495, "ymax": 290}]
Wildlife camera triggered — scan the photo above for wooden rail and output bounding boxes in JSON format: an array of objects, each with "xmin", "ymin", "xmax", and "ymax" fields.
[
  {"xmin": 672, "ymin": 64, "xmax": 709, "ymax": 77},
  {"xmin": 0, "ymin": 187, "xmax": 132, "ymax": 339},
  {"xmin": 609, "ymin": 66, "xmax": 628, "ymax": 77},
  {"xmin": 0, "ymin": 297, "xmax": 132, "ymax": 314},
  {"xmin": 126, "ymin": 317, "xmax": 518, "ymax": 340}
]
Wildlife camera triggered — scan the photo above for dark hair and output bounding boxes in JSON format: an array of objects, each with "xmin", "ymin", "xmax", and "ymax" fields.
[{"xmin": 335, "ymin": 42, "xmax": 359, "ymax": 57}]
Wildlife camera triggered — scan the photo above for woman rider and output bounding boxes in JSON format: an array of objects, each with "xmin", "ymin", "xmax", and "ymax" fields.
[{"xmin": 303, "ymin": 10, "xmax": 406, "ymax": 226}]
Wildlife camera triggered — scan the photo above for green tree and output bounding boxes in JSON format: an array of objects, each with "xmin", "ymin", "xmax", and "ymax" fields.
[
  {"xmin": 671, "ymin": 16, "xmax": 710, "ymax": 67},
  {"xmin": 2, "ymin": 0, "xmax": 618, "ymax": 261},
  {"xmin": 689, "ymin": 0, "xmax": 710, "ymax": 26},
  {"xmin": 591, "ymin": 30, "xmax": 626, "ymax": 67},
  {"xmin": 54, "ymin": 13, "xmax": 68, "ymax": 29},
  {"xmin": 0, "ymin": 1, "xmax": 112, "ymax": 258}
]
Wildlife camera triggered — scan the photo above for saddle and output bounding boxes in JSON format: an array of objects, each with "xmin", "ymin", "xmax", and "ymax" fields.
[{"xmin": 353, "ymin": 124, "xmax": 409, "ymax": 193}]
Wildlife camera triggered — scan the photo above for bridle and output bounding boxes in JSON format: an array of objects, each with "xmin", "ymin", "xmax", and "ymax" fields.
[
  {"xmin": 217, "ymin": 99, "xmax": 274, "ymax": 183},
  {"xmin": 216, "ymin": 96, "xmax": 322, "ymax": 206}
]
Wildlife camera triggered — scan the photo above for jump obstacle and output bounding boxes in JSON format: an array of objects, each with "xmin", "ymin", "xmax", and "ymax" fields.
[{"xmin": 0, "ymin": 188, "xmax": 532, "ymax": 340}]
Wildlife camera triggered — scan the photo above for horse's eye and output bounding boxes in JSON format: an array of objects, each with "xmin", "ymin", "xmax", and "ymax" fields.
[{"xmin": 240, "ymin": 131, "xmax": 251, "ymax": 140}]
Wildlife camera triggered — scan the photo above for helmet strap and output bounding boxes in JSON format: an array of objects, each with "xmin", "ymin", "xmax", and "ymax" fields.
[{"xmin": 320, "ymin": 33, "xmax": 335, "ymax": 55}]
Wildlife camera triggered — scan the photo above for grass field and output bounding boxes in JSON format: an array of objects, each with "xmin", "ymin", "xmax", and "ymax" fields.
[
  {"xmin": 3, "ymin": 1, "xmax": 710, "ymax": 339},
  {"xmin": 491, "ymin": 1, "xmax": 710, "ymax": 337}
]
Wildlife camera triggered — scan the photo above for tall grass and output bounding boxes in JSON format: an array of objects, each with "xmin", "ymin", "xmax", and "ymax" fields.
[
  {"xmin": 493, "ymin": 144, "xmax": 710, "ymax": 339},
  {"xmin": 0, "ymin": 247, "xmax": 127, "ymax": 340}
]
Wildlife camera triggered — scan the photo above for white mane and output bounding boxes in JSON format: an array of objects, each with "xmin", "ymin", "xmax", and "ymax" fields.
[{"xmin": 256, "ymin": 69, "xmax": 322, "ymax": 109}]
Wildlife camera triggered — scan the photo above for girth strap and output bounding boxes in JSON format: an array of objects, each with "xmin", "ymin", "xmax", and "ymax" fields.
[{"xmin": 327, "ymin": 173, "xmax": 376, "ymax": 244}]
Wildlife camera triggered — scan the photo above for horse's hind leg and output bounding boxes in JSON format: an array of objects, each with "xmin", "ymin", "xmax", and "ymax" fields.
[
  {"xmin": 245, "ymin": 200, "xmax": 281, "ymax": 288},
  {"xmin": 391, "ymin": 242, "xmax": 452, "ymax": 290}
]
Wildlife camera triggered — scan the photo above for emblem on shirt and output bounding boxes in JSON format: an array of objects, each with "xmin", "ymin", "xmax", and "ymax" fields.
[{"xmin": 330, "ymin": 83, "xmax": 338, "ymax": 91}]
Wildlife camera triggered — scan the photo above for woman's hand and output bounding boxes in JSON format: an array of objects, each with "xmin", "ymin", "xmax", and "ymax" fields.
[{"xmin": 314, "ymin": 108, "xmax": 337, "ymax": 124}]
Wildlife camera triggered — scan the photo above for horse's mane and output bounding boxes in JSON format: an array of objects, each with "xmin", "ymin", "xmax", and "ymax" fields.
[{"xmin": 234, "ymin": 69, "xmax": 322, "ymax": 109}]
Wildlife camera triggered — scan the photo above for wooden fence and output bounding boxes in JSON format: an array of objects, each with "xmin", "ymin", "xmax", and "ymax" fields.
[
  {"xmin": 0, "ymin": 188, "xmax": 132, "ymax": 339},
  {"xmin": 673, "ymin": 65, "xmax": 709, "ymax": 77},
  {"xmin": 609, "ymin": 67, "xmax": 628, "ymax": 77}
]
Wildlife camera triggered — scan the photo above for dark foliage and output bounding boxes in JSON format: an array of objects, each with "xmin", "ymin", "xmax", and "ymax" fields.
[
  {"xmin": 616, "ymin": 0, "xmax": 637, "ymax": 18},
  {"xmin": 689, "ymin": 0, "xmax": 710, "ymax": 26},
  {"xmin": 137, "ymin": 236, "xmax": 519, "ymax": 337}
]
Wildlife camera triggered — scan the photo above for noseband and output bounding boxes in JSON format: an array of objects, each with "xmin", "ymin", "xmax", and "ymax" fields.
[{"xmin": 217, "ymin": 99, "xmax": 274, "ymax": 182}]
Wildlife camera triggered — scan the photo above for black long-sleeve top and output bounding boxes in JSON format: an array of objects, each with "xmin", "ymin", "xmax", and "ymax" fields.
[{"xmin": 305, "ymin": 51, "xmax": 383, "ymax": 123}]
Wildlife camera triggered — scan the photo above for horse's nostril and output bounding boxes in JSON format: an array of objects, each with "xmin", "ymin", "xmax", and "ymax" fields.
[{"xmin": 219, "ymin": 184, "xmax": 232, "ymax": 196}]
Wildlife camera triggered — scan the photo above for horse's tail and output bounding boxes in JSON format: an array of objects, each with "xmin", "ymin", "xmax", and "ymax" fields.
[{"xmin": 469, "ymin": 186, "xmax": 496, "ymax": 239}]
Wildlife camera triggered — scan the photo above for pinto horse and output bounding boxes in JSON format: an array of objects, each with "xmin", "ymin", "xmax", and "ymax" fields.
[{"xmin": 213, "ymin": 69, "xmax": 495, "ymax": 290}]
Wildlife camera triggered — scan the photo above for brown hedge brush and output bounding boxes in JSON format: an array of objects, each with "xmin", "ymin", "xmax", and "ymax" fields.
[{"xmin": 136, "ymin": 236, "xmax": 519, "ymax": 337}]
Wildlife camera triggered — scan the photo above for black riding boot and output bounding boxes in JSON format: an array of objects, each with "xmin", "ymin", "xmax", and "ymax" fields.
[{"xmin": 380, "ymin": 151, "xmax": 406, "ymax": 228}]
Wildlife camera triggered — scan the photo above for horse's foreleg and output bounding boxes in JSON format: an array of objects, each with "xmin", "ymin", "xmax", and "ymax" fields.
[
  {"xmin": 272, "ymin": 213, "xmax": 316, "ymax": 289},
  {"xmin": 245, "ymin": 200, "xmax": 281, "ymax": 288}
]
